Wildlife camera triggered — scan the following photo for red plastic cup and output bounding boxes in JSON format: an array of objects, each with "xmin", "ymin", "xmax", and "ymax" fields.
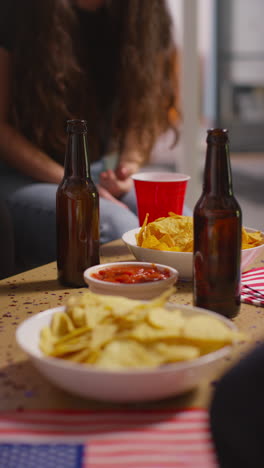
[{"xmin": 132, "ymin": 172, "xmax": 190, "ymax": 226}]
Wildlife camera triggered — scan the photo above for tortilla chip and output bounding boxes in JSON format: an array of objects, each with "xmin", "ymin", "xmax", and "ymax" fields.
[{"xmin": 136, "ymin": 214, "xmax": 263, "ymax": 252}]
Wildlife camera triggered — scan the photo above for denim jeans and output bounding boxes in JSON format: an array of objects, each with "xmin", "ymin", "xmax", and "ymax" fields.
[
  {"xmin": 0, "ymin": 160, "xmax": 138, "ymax": 269},
  {"xmin": 0, "ymin": 159, "xmax": 191, "ymax": 270}
]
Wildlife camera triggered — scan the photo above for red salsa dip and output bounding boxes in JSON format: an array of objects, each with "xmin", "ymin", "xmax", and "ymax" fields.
[{"xmin": 92, "ymin": 264, "xmax": 171, "ymax": 284}]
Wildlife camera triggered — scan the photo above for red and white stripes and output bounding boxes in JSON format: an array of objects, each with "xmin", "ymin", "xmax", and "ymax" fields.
[{"xmin": 0, "ymin": 408, "xmax": 218, "ymax": 468}]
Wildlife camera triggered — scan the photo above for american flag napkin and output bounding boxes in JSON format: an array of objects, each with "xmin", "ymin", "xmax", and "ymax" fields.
[
  {"xmin": 241, "ymin": 267, "xmax": 264, "ymax": 306},
  {"xmin": 0, "ymin": 408, "xmax": 218, "ymax": 468}
]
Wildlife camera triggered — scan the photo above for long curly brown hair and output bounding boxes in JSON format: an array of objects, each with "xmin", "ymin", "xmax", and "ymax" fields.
[{"xmin": 12, "ymin": 0, "xmax": 181, "ymax": 163}]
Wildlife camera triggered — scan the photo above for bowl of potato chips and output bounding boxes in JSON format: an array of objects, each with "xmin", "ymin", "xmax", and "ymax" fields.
[
  {"xmin": 16, "ymin": 288, "xmax": 243, "ymax": 403},
  {"xmin": 122, "ymin": 214, "xmax": 264, "ymax": 281}
]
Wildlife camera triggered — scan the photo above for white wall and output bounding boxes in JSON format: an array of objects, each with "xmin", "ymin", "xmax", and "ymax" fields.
[
  {"xmin": 167, "ymin": 0, "xmax": 213, "ymax": 55},
  {"xmin": 167, "ymin": 0, "xmax": 215, "ymax": 122},
  {"xmin": 164, "ymin": 0, "xmax": 216, "ymax": 208},
  {"xmin": 152, "ymin": 0, "xmax": 215, "ymax": 209}
]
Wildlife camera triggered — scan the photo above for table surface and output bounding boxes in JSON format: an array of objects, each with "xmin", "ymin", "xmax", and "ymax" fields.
[{"xmin": 0, "ymin": 239, "xmax": 263, "ymax": 412}]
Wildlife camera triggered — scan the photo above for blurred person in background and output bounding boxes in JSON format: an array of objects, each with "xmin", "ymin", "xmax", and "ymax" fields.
[{"xmin": 0, "ymin": 0, "xmax": 181, "ymax": 271}]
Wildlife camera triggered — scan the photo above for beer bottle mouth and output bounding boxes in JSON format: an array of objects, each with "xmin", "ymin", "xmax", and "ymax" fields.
[
  {"xmin": 206, "ymin": 128, "xmax": 229, "ymax": 144},
  {"xmin": 66, "ymin": 119, "xmax": 88, "ymax": 134}
]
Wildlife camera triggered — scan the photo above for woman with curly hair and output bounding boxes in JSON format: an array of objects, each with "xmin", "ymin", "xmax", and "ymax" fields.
[{"xmin": 0, "ymin": 0, "xmax": 181, "ymax": 270}]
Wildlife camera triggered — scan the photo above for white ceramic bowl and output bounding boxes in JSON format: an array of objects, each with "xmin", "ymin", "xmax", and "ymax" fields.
[
  {"xmin": 16, "ymin": 304, "xmax": 236, "ymax": 403},
  {"xmin": 122, "ymin": 227, "xmax": 264, "ymax": 281},
  {"xmin": 83, "ymin": 261, "xmax": 179, "ymax": 300},
  {"xmin": 241, "ymin": 229, "xmax": 264, "ymax": 271}
]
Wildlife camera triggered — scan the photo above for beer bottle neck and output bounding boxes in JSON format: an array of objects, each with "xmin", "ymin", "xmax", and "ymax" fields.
[
  {"xmin": 203, "ymin": 142, "xmax": 234, "ymax": 196},
  {"xmin": 64, "ymin": 120, "xmax": 91, "ymax": 179}
]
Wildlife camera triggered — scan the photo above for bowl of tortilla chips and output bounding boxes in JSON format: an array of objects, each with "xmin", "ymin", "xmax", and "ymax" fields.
[
  {"xmin": 16, "ymin": 288, "xmax": 244, "ymax": 402},
  {"xmin": 122, "ymin": 213, "xmax": 264, "ymax": 281}
]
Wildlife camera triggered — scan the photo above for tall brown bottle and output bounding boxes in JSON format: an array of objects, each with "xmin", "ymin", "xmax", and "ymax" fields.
[
  {"xmin": 193, "ymin": 128, "xmax": 242, "ymax": 318},
  {"xmin": 56, "ymin": 119, "xmax": 100, "ymax": 287}
]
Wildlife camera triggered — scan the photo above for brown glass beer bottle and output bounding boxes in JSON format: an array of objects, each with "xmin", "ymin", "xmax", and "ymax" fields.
[
  {"xmin": 193, "ymin": 128, "xmax": 242, "ymax": 317},
  {"xmin": 56, "ymin": 119, "xmax": 100, "ymax": 287}
]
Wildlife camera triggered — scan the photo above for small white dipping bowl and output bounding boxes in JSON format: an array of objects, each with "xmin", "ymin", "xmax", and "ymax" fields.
[
  {"xmin": 122, "ymin": 227, "xmax": 264, "ymax": 281},
  {"xmin": 83, "ymin": 261, "xmax": 179, "ymax": 300}
]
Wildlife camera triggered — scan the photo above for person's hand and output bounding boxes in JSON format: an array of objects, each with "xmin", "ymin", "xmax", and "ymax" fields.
[
  {"xmin": 96, "ymin": 184, "xmax": 129, "ymax": 210},
  {"xmin": 99, "ymin": 166, "xmax": 134, "ymax": 198}
]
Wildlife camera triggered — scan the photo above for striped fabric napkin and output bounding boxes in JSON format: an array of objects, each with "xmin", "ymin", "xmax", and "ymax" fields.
[
  {"xmin": 0, "ymin": 408, "xmax": 218, "ymax": 468},
  {"xmin": 241, "ymin": 267, "xmax": 264, "ymax": 306}
]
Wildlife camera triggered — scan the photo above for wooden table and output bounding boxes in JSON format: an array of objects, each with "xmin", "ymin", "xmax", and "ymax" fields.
[{"xmin": 0, "ymin": 239, "xmax": 263, "ymax": 412}]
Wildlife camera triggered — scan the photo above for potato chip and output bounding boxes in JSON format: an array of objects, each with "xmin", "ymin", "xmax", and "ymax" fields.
[
  {"xmin": 66, "ymin": 305, "xmax": 87, "ymax": 328},
  {"xmin": 147, "ymin": 307, "xmax": 184, "ymax": 329},
  {"xmin": 181, "ymin": 315, "xmax": 243, "ymax": 354},
  {"xmin": 50, "ymin": 312, "xmax": 75, "ymax": 337},
  {"xmin": 64, "ymin": 348, "xmax": 92, "ymax": 364},
  {"xmin": 39, "ymin": 327, "xmax": 58, "ymax": 355},
  {"xmin": 90, "ymin": 323, "xmax": 118, "ymax": 350},
  {"xmin": 124, "ymin": 322, "xmax": 182, "ymax": 342},
  {"xmin": 152, "ymin": 342, "xmax": 199, "ymax": 362},
  {"xmin": 136, "ymin": 213, "xmax": 263, "ymax": 252},
  {"xmin": 52, "ymin": 340, "xmax": 91, "ymax": 357},
  {"xmin": 39, "ymin": 288, "xmax": 246, "ymax": 370},
  {"xmin": 95, "ymin": 340, "xmax": 161, "ymax": 370},
  {"xmin": 54, "ymin": 326, "xmax": 91, "ymax": 345}
]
